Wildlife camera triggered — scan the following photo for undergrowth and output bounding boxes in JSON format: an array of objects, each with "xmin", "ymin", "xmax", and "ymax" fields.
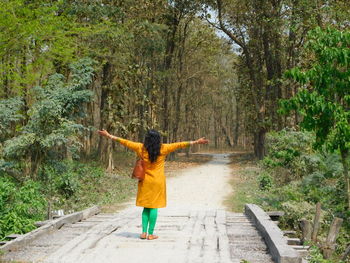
[{"xmin": 229, "ymin": 130, "xmax": 350, "ymax": 262}]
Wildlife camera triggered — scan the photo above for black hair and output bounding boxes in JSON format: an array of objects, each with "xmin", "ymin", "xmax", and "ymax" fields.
[{"xmin": 143, "ymin": 129, "xmax": 161, "ymax": 163}]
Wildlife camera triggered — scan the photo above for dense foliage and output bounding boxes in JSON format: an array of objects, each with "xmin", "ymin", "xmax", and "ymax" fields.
[
  {"xmin": 258, "ymin": 130, "xmax": 349, "ymax": 261},
  {"xmin": 0, "ymin": 159, "xmax": 136, "ymax": 240},
  {"xmin": 0, "ymin": 178, "xmax": 46, "ymax": 238},
  {"xmin": 2, "ymin": 58, "xmax": 94, "ymax": 176},
  {"xmin": 0, "ymin": 58, "xmax": 94, "ymax": 240},
  {"xmin": 281, "ymin": 27, "xmax": 350, "ymax": 209}
]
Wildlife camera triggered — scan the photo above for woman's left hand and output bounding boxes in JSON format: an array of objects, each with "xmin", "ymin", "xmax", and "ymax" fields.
[{"xmin": 196, "ymin": 137, "xmax": 209, "ymax": 144}]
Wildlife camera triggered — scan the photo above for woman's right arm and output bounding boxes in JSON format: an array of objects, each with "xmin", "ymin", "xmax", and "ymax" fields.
[
  {"xmin": 98, "ymin": 129, "xmax": 118, "ymax": 141},
  {"xmin": 98, "ymin": 129, "xmax": 141, "ymax": 152}
]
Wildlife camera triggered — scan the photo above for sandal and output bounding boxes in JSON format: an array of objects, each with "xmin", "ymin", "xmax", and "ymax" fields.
[
  {"xmin": 147, "ymin": 234, "xmax": 159, "ymax": 240},
  {"xmin": 140, "ymin": 232, "xmax": 147, "ymax": 239}
]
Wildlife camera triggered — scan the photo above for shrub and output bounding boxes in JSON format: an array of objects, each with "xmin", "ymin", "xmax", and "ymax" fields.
[
  {"xmin": 262, "ymin": 129, "xmax": 315, "ymax": 178},
  {"xmin": 279, "ymin": 200, "xmax": 315, "ymax": 229},
  {"xmin": 307, "ymin": 245, "xmax": 338, "ymax": 263},
  {"xmin": 257, "ymin": 172, "xmax": 274, "ymax": 191},
  {"xmin": 56, "ymin": 172, "xmax": 80, "ymax": 198},
  {"xmin": 40, "ymin": 160, "xmax": 100, "ymax": 201},
  {"xmin": 0, "ymin": 177, "xmax": 46, "ymax": 239}
]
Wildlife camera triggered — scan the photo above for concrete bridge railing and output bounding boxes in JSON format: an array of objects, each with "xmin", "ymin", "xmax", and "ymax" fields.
[{"xmin": 245, "ymin": 204, "xmax": 303, "ymax": 263}]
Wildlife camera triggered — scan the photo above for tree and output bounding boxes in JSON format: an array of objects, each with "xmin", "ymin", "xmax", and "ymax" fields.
[
  {"xmin": 203, "ymin": 0, "xmax": 343, "ymax": 158},
  {"xmin": 0, "ymin": 0, "xmax": 76, "ymax": 100},
  {"xmin": 2, "ymin": 58, "xmax": 94, "ymax": 177},
  {"xmin": 281, "ymin": 27, "xmax": 350, "ymax": 208}
]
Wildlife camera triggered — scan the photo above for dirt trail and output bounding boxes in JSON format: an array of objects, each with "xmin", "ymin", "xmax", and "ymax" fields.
[
  {"xmin": 2, "ymin": 153, "xmax": 273, "ymax": 263},
  {"xmin": 166, "ymin": 153, "xmax": 232, "ymax": 210}
]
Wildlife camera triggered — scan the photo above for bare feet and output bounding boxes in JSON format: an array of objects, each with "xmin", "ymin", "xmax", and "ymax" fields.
[
  {"xmin": 140, "ymin": 232, "xmax": 147, "ymax": 239},
  {"xmin": 147, "ymin": 234, "xmax": 159, "ymax": 240}
]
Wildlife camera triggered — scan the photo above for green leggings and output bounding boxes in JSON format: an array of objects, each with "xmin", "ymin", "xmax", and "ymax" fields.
[{"xmin": 142, "ymin": 208, "xmax": 158, "ymax": 235}]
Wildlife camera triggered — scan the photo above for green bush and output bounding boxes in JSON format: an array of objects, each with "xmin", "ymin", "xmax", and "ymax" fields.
[
  {"xmin": 264, "ymin": 129, "xmax": 314, "ymax": 165},
  {"xmin": 307, "ymin": 245, "xmax": 343, "ymax": 263},
  {"xmin": 40, "ymin": 160, "xmax": 104, "ymax": 201},
  {"xmin": 0, "ymin": 177, "xmax": 46, "ymax": 239},
  {"xmin": 259, "ymin": 181, "xmax": 305, "ymax": 209},
  {"xmin": 257, "ymin": 172, "xmax": 274, "ymax": 191},
  {"xmin": 262, "ymin": 129, "xmax": 316, "ymax": 179},
  {"xmin": 39, "ymin": 159, "xmax": 135, "ymax": 212},
  {"xmin": 56, "ymin": 172, "xmax": 80, "ymax": 198},
  {"xmin": 1, "ymin": 58, "xmax": 94, "ymax": 178},
  {"xmin": 279, "ymin": 200, "xmax": 315, "ymax": 229}
]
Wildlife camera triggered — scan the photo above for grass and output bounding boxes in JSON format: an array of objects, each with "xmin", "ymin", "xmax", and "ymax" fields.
[
  {"xmin": 224, "ymin": 151, "xmax": 263, "ymax": 213},
  {"xmin": 227, "ymin": 167, "xmax": 261, "ymax": 212}
]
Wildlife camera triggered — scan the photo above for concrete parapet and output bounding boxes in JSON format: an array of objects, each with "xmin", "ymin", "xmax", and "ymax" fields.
[
  {"xmin": 245, "ymin": 204, "xmax": 302, "ymax": 263},
  {"xmin": 0, "ymin": 205, "xmax": 100, "ymax": 252}
]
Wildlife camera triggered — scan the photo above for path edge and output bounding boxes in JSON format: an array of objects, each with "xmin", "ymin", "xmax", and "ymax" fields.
[
  {"xmin": 245, "ymin": 204, "xmax": 302, "ymax": 263},
  {"xmin": 0, "ymin": 205, "xmax": 100, "ymax": 253}
]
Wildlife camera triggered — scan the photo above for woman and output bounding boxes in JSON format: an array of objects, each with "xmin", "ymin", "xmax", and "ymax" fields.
[{"xmin": 98, "ymin": 129, "xmax": 208, "ymax": 240}]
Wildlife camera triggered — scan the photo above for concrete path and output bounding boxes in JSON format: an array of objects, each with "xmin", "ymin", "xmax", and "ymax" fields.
[{"xmin": 3, "ymin": 154, "xmax": 274, "ymax": 263}]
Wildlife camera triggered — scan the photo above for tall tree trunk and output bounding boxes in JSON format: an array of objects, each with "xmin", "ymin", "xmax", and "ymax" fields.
[
  {"xmin": 88, "ymin": 71, "xmax": 103, "ymax": 155},
  {"xmin": 262, "ymin": 23, "xmax": 282, "ymax": 130},
  {"xmin": 162, "ymin": 11, "xmax": 179, "ymax": 143},
  {"xmin": 106, "ymin": 140, "xmax": 114, "ymax": 173},
  {"xmin": 99, "ymin": 62, "xmax": 115, "ymax": 171},
  {"xmin": 341, "ymin": 150, "xmax": 350, "ymax": 210},
  {"xmin": 234, "ymin": 102, "xmax": 240, "ymax": 146},
  {"xmin": 21, "ymin": 46, "xmax": 29, "ymax": 121},
  {"xmin": 254, "ymin": 128, "xmax": 266, "ymax": 160},
  {"xmin": 138, "ymin": 103, "xmax": 145, "ymax": 142},
  {"xmin": 172, "ymin": 82, "xmax": 183, "ymax": 142},
  {"xmin": 2, "ymin": 56, "xmax": 10, "ymax": 98},
  {"xmin": 221, "ymin": 125, "xmax": 233, "ymax": 147}
]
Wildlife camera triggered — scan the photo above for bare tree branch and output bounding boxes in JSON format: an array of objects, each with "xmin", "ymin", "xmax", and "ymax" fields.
[
  {"xmin": 204, "ymin": 16, "xmax": 222, "ymax": 31},
  {"xmin": 216, "ymin": 0, "xmax": 245, "ymax": 49}
]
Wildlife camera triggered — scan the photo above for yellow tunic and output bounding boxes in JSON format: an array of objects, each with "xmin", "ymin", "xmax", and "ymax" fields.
[{"xmin": 116, "ymin": 138, "xmax": 190, "ymax": 208}]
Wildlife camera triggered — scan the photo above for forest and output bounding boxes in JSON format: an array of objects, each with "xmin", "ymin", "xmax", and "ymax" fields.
[{"xmin": 0, "ymin": 0, "xmax": 349, "ymax": 262}]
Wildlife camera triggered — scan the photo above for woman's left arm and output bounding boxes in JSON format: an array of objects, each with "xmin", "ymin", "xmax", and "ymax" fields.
[
  {"xmin": 189, "ymin": 137, "xmax": 209, "ymax": 146},
  {"xmin": 163, "ymin": 137, "xmax": 209, "ymax": 154}
]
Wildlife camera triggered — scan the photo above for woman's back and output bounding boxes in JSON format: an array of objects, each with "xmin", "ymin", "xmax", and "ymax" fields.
[{"xmin": 118, "ymin": 138, "xmax": 189, "ymax": 178}]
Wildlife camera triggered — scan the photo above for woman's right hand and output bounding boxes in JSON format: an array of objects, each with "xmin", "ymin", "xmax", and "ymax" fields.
[{"xmin": 98, "ymin": 129, "xmax": 110, "ymax": 138}]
